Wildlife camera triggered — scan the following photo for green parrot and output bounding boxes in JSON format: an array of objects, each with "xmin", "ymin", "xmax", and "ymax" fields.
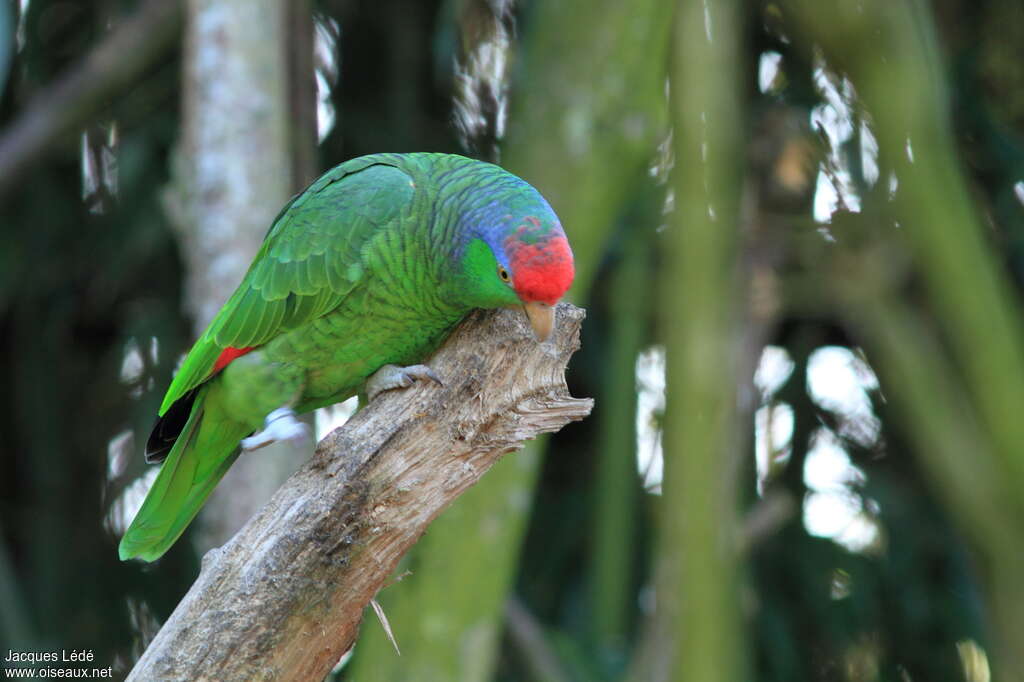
[{"xmin": 119, "ymin": 152, "xmax": 575, "ymax": 562}]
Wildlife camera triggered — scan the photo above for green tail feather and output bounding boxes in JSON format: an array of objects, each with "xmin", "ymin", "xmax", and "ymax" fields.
[{"xmin": 119, "ymin": 387, "xmax": 249, "ymax": 562}]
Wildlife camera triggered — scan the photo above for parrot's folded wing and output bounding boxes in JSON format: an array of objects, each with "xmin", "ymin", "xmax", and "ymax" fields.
[{"xmin": 159, "ymin": 157, "xmax": 415, "ymax": 417}]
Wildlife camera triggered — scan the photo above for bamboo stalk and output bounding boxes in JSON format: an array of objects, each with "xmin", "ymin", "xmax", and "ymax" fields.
[{"xmin": 659, "ymin": 0, "xmax": 747, "ymax": 679}]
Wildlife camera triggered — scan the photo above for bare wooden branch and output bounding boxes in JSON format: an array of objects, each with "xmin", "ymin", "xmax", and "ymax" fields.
[{"xmin": 126, "ymin": 304, "xmax": 593, "ymax": 682}]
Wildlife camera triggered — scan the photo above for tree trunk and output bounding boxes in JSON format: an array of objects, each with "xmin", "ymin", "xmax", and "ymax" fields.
[
  {"xmin": 166, "ymin": 0, "xmax": 314, "ymax": 553},
  {"xmin": 126, "ymin": 305, "xmax": 592, "ymax": 682}
]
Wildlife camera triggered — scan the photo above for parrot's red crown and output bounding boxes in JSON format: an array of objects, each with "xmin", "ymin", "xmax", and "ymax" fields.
[{"xmin": 507, "ymin": 235, "xmax": 574, "ymax": 306}]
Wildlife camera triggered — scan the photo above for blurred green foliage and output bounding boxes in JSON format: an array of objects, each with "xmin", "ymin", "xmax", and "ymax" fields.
[{"xmin": 2, "ymin": 0, "xmax": 1024, "ymax": 680}]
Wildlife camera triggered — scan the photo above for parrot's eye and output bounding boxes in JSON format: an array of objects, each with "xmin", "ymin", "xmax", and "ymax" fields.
[{"xmin": 497, "ymin": 265, "xmax": 511, "ymax": 283}]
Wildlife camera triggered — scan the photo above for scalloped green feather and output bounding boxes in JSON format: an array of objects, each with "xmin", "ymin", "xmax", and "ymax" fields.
[{"xmin": 159, "ymin": 158, "xmax": 415, "ymax": 416}]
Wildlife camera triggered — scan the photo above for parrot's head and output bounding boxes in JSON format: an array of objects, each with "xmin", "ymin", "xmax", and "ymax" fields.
[{"xmin": 457, "ymin": 185, "xmax": 574, "ymax": 341}]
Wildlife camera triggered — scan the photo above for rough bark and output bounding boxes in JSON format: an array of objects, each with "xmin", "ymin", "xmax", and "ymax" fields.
[
  {"xmin": 126, "ymin": 304, "xmax": 593, "ymax": 682},
  {"xmin": 170, "ymin": 0, "xmax": 292, "ymax": 332}
]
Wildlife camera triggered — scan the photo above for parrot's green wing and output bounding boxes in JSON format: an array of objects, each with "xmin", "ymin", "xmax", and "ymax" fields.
[{"xmin": 159, "ymin": 156, "xmax": 415, "ymax": 416}]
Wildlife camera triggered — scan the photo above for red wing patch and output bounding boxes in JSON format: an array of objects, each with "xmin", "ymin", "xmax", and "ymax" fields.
[{"xmin": 212, "ymin": 346, "xmax": 256, "ymax": 375}]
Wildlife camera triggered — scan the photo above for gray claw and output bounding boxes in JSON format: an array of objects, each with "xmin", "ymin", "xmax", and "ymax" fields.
[{"xmin": 366, "ymin": 364, "xmax": 444, "ymax": 402}]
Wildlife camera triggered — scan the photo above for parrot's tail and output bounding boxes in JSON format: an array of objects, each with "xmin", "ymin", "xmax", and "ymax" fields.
[{"xmin": 118, "ymin": 386, "xmax": 249, "ymax": 562}]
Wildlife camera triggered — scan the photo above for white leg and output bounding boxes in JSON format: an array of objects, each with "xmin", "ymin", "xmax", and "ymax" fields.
[
  {"xmin": 240, "ymin": 407, "xmax": 312, "ymax": 451},
  {"xmin": 365, "ymin": 364, "xmax": 443, "ymax": 402}
]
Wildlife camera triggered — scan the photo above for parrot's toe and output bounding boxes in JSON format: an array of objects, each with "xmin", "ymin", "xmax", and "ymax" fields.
[
  {"xmin": 241, "ymin": 407, "xmax": 311, "ymax": 451},
  {"xmin": 366, "ymin": 364, "xmax": 444, "ymax": 402}
]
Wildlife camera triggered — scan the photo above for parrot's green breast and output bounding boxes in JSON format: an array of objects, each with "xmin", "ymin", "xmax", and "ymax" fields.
[{"xmin": 264, "ymin": 281, "xmax": 466, "ymax": 410}]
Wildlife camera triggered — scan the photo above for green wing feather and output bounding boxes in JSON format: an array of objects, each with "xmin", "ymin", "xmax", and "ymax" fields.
[{"xmin": 159, "ymin": 156, "xmax": 416, "ymax": 415}]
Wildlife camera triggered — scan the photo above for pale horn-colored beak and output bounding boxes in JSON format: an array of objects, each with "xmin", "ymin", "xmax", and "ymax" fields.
[{"xmin": 523, "ymin": 301, "xmax": 555, "ymax": 342}]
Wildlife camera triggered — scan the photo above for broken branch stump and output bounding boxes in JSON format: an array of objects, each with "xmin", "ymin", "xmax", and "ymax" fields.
[{"xmin": 127, "ymin": 303, "xmax": 593, "ymax": 681}]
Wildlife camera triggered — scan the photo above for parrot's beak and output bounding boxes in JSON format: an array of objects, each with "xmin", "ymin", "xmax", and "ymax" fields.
[{"xmin": 523, "ymin": 301, "xmax": 555, "ymax": 342}]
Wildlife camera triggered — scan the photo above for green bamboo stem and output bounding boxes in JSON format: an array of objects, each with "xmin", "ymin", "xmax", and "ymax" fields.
[
  {"xmin": 591, "ymin": 235, "xmax": 648, "ymax": 656},
  {"xmin": 785, "ymin": 0, "xmax": 1024, "ymax": 519},
  {"xmin": 660, "ymin": 0, "xmax": 746, "ymax": 679},
  {"xmin": 783, "ymin": 0, "xmax": 1024, "ymax": 675},
  {"xmin": 844, "ymin": 294, "xmax": 1024, "ymax": 681}
]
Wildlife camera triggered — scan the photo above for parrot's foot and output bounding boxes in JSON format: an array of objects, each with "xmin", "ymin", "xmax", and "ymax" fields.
[
  {"xmin": 366, "ymin": 364, "xmax": 443, "ymax": 402},
  {"xmin": 240, "ymin": 407, "xmax": 311, "ymax": 451}
]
